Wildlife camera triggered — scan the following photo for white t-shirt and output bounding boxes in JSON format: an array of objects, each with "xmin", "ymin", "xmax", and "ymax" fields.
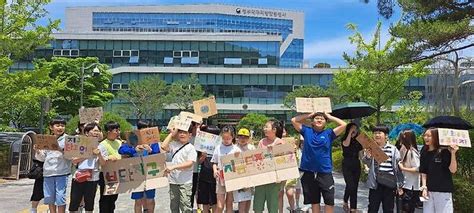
[
  {"xmin": 76, "ymin": 157, "xmax": 100, "ymax": 181},
  {"xmin": 168, "ymin": 141, "xmax": 197, "ymax": 184},
  {"xmin": 211, "ymin": 143, "xmax": 241, "ymax": 169}
]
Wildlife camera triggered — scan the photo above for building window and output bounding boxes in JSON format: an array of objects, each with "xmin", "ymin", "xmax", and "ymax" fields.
[
  {"xmin": 111, "ymin": 83, "xmax": 121, "ymax": 91},
  {"xmin": 52, "ymin": 49, "xmax": 80, "ymax": 57},
  {"xmin": 121, "ymin": 84, "xmax": 129, "ymax": 90},
  {"xmin": 113, "ymin": 50, "xmax": 140, "ymax": 57}
]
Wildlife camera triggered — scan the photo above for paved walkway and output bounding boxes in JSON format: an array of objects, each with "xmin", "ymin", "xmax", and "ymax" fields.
[{"xmin": 1, "ymin": 172, "xmax": 416, "ymax": 213}]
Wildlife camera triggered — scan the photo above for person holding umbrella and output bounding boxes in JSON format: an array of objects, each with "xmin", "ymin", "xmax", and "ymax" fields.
[{"xmin": 419, "ymin": 128, "xmax": 458, "ymax": 213}]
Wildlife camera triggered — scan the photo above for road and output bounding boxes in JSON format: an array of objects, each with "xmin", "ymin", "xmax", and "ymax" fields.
[{"xmin": 1, "ymin": 172, "xmax": 418, "ymax": 213}]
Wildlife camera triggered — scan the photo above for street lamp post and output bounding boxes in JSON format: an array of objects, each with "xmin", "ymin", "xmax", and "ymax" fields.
[{"xmin": 80, "ymin": 62, "xmax": 101, "ymax": 107}]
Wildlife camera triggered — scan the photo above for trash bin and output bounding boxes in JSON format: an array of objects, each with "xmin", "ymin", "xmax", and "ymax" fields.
[{"xmin": 0, "ymin": 131, "xmax": 36, "ymax": 179}]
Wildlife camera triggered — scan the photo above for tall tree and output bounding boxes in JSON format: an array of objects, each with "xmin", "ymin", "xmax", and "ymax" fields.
[
  {"xmin": 334, "ymin": 22, "xmax": 429, "ymax": 124},
  {"xmin": 362, "ymin": 0, "xmax": 473, "ymax": 64},
  {"xmin": 0, "ymin": 63, "xmax": 63, "ymax": 128},
  {"xmin": 36, "ymin": 57, "xmax": 114, "ymax": 116},
  {"xmin": 165, "ymin": 74, "xmax": 205, "ymax": 111},
  {"xmin": 0, "ymin": 0, "xmax": 59, "ymax": 72},
  {"xmin": 116, "ymin": 76, "xmax": 168, "ymax": 120}
]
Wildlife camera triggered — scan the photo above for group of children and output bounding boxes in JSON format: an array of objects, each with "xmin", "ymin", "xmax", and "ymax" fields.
[{"xmin": 29, "ymin": 110, "xmax": 460, "ymax": 213}]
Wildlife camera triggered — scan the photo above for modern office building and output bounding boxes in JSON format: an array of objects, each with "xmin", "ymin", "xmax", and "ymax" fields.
[{"xmin": 10, "ymin": 4, "xmax": 473, "ymax": 125}]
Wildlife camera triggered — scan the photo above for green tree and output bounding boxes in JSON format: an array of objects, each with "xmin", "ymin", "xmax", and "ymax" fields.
[
  {"xmin": 0, "ymin": 63, "xmax": 63, "ymax": 129},
  {"xmin": 334, "ymin": 22, "xmax": 429, "ymax": 124},
  {"xmin": 363, "ymin": 0, "xmax": 473, "ymax": 64},
  {"xmin": 283, "ymin": 85, "xmax": 329, "ymax": 110},
  {"xmin": 395, "ymin": 91, "xmax": 429, "ymax": 124},
  {"xmin": 313, "ymin": 62, "xmax": 331, "ymax": 68},
  {"xmin": 0, "ymin": 0, "xmax": 59, "ymax": 72},
  {"xmin": 236, "ymin": 113, "xmax": 270, "ymax": 140},
  {"xmin": 116, "ymin": 76, "xmax": 168, "ymax": 120},
  {"xmin": 66, "ymin": 112, "xmax": 133, "ymax": 135},
  {"xmin": 36, "ymin": 57, "xmax": 114, "ymax": 116},
  {"xmin": 165, "ymin": 74, "xmax": 205, "ymax": 111}
]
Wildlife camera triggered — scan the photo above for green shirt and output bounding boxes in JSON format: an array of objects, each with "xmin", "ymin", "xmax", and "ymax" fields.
[{"xmin": 99, "ymin": 139, "xmax": 122, "ymax": 159}]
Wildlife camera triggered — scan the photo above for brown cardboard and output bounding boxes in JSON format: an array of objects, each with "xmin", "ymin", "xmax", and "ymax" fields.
[
  {"xmin": 102, "ymin": 153, "xmax": 168, "ymax": 195},
  {"xmin": 295, "ymin": 97, "xmax": 332, "ymax": 113},
  {"xmin": 136, "ymin": 127, "xmax": 160, "ymax": 145},
  {"xmin": 356, "ymin": 132, "xmax": 389, "ymax": 164},
  {"xmin": 33, "ymin": 134, "xmax": 59, "ymax": 150},
  {"xmin": 79, "ymin": 107, "xmax": 103, "ymax": 124},
  {"xmin": 193, "ymin": 96, "xmax": 218, "ymax": 118},
  {"xmin": 221, "ymin": 143, "xmax": 299, "ymax": 192},
  {"xmin": 64, "ymin": 136, "xmax": 99, "ymax": 159}
]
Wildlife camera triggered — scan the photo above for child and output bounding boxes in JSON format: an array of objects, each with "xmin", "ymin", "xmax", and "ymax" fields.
[
  {"xmin": 291, "ymin": 112, "xmax": 346, "ymax": 213},
  {"xmin": 285, "ymin": 136, "xmax": 303, "ymax": 213},
  {"xmin": 253, "ymin": 119, "xmax": 285, "ymax": 213},
  {"xmin": 119, "ymin": 120, "xmax": 160, "ymax": 213},
  {"xmin": 34, "ymin": 118, "xmax": 71, "ymax": 213},
  {"xmin": 211, "ymin": 126, "xmax": 241, "ymax": 213},
  {"xmin": 197, "ymin": 125, "xmax": 220, "ymax": 213},
  {"xmin": 161, "ymin": 124, "xmax": 197, "ymax": 213},
  {"xmin": 97, "ymin": 121, "xmax": 123, "ymax": 213},
  {"xmin": 69, "ymin": 122, "xmax": 103, "ymax": 213},
  {"xmin": 233, "ymin": 128, "xmax": 255, "ymax": 213}
]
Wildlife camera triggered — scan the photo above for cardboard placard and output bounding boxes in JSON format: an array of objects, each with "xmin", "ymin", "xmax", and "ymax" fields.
[
  {"xmin": 356, "ymin": 132, "xmax": 389, "ymax": 164},
  {"xmin": 193, "ymin": 96, "xmax": 218, "ymax": 118},
  {"xmin": 179, "ymin": 111, "xmax": 203, "ymax": 124},
  {"xmin": 136, "ymin": 127, "xmax": 160, "ymax": 145},
  {"xmin": 282, "ymin": 137, "xmax": 297, "ymax": 148},
  {"xmin": 295, "ymin": 97, "xmax": 332, "ymax": 113},
  {"xmin": 174, "ymin": 115, "xmax": 193, "ymax": 131},
  {"xmin": 125, "ymin": 131, "xmax": 139, "ymax": 146},
  {"xmin": 102, "ymin": 153, "xmax": 168, "ymax": 195},
  {"xmin": 33, "ymin": 134, "xmax": 59, "ymax": 150},
  {"xmin": 64, "ymin": 136, "xmax": 99, "ymax": 159},
  {"xmin": 166, "ymin": 116, "xmax": 179, "ymax": 130},
  {"xmin": 438, "ymin": 128, "xmax": 471, "ymax": 148},
  {"xmin": 79, "ymin": 107, "xmax": 103, "ymax": 124},
  {"xmin": 221, "ymin": 143, "xmax": 299, "ymax": 192},
  {"xmin": 194, "ymin": 130, "xmax": 222, "ymax": 154}
]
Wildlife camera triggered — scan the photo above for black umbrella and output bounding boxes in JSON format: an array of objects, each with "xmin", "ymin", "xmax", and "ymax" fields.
[
  {"xmin": 423, "ymin": 116, "xmax": 473, "ymax": 130},
  {"xmin": 330, "ymin": 102, "xmax": 376, "ymax": 119}
]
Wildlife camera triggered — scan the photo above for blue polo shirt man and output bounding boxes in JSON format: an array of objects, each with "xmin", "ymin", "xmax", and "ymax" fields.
[{"xmin": 291, "ymin": 112, "xmax": 347, "ymax": 213}]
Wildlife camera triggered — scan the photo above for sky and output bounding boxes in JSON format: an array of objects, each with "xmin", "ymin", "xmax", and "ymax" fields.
[{"xmin": 43, "ymin": 0, "xmax": 401, "ymax": 67}]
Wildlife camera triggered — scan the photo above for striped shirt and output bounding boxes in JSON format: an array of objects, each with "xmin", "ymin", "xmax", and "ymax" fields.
[{"xmin": 376, "ymin": 144, "xmax": 394, "ymax": 174}]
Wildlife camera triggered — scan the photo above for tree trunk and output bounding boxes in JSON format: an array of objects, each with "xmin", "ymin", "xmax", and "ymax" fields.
[
  {"xmin": 376, "ymin": 107, "xmax": 381, "ymax": 125},
  {"xmin": 453, "ymin": 57, "xmax": 460, "ymax": 116}
]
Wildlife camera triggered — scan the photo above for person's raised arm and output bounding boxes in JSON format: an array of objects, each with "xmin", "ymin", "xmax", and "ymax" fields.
[
  {"xmin": 325, "ymin": 112, "xmax": 347, "ymax": 136},
  {"xmin": 161, "ymin": 128, "xmax": 177, "ymax": 152},
  {"xmin": 342, "ymin": 128, "xmax": 353, "ymax": 147},
  {"xmin": 291, "ymin": 113, "xmax": 315, "ymax": 132},
  {"xmin": 449, "ymin": 145, "xmax": 458, "ymax": 174}
]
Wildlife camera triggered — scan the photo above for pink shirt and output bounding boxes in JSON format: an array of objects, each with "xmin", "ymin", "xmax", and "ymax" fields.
[{"xmin": 258, "ymin": 137, "xmax": 285, "ymax": 148}]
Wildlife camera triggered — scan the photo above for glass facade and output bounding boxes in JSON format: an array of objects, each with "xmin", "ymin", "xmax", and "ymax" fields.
[
  {"xmin": 90, "ymin": 12, "xmax": 303, "ymax": 68},
  {"xmin": 30, "ymin": 40, "xmax": 280, "ymax": 68},
  {"xmin": 92, "ymin": 13, "xmax": 293, "ymax": 39}
]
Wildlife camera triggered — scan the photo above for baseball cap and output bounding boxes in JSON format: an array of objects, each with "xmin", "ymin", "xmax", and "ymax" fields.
[{"xmin": 237, "ymin": 128, "xmax": 251, "ymax": 137}]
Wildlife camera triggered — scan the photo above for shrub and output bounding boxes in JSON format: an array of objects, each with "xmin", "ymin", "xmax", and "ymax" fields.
[
  {"xmin": 66, "ymin": 112, "xmax": 133, "ymax": 137},
  {"xmin": 453, "ymin": 176, "xmax": 474, "ymax": 213}
]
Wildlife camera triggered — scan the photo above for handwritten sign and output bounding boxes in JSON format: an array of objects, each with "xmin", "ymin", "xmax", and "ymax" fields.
[
  {"xmin": 295, "ymin": 97, "xmax": 332, "ymax": 113},
  {"xmin": 166, "ymin": 116, "xmax": 179, "ymax": 130},
  {"xmin": 174, "ymin": 115, "xmax": 193, "ymax": 131},
  {"xmin": 221, "ymin": 143, "xmax": 299, "ymax": 192},
  {"xmin": 64, "ymin": 136, "xmax": 99, "ymax": 159},
  {"xmin": 33, "ymin": 134, "xmax": 59, "ymax": 150},
  {"xmin": 136, "ymin": 127, "xmax": 160, "ymax": 145},
  {"xmin": 194, "ymin": 130, "xmax": 222, "ymax": 153},
  {"xmin": 102, "ymin": 153, "xmax": 168, "ymax": 195},
  {"xmin": 193, "ymin": 96, "xmax": 218, "ymax": 118},
  {"xmin": 79, "ymin": 107, "xmax": 103, "ymax": 124},
  {"xmin": 179, "ymin": 111, "xmax": 203, "ymax": 124},
  {"xmin": 438, "ymin": 128, "xmax": 471, "ymax": 148},
  {"xmin": 356, "ymin": 132, "xmax": 389, "ymax": 164}
]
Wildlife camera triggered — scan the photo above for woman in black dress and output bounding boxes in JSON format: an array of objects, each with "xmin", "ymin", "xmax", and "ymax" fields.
[{"xmin": 342, "ymin": 123, "xmax": 363, "ymax": 212}]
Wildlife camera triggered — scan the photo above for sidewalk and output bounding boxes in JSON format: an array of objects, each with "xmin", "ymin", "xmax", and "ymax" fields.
[{"xmin": 1, "ymin": 172, "xmax": 403, "ymax": 212}]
